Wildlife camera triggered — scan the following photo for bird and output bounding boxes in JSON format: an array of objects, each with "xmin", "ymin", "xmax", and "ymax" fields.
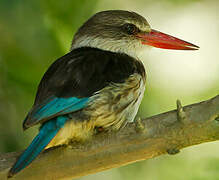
[{"xmin": 8, "ymin": 10, "xmax": 199, "ymax": 177}]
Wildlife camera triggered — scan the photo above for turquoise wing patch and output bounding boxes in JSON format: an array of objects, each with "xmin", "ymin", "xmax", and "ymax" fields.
[{"xmin": 25, "ymin": 97, "xmax": 89, "ymax": 127}]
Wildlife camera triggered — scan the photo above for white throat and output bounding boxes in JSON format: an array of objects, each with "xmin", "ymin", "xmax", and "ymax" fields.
[{"xmin": 71, "ymin": 35, "xmax": 146, "ymax": 59}]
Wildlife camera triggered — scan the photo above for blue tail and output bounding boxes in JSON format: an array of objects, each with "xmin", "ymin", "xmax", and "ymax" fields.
[{"xmin": 8, "ymin": 116, "xmax": 67, "ymax": 178}]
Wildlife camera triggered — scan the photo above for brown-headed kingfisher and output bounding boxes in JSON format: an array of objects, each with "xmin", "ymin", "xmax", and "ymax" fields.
[{"xmin": 8, "ymin": 10, "xmax": 199, "ymax": 177}]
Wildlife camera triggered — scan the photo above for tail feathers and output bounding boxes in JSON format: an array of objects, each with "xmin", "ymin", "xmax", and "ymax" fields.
[{"xmin": 8, "ymin": 116, "xmax": 67, "ymax": 178}]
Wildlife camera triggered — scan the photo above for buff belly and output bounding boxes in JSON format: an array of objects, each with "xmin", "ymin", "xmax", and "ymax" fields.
[{"xmin": 46, "ymin": 73, "xmax": 145, "ymax": 149}]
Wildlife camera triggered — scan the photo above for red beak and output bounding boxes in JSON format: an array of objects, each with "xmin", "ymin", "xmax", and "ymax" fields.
[{"xmin": 137, "ymin": 29, "xmax": 199, "ymax": 50}]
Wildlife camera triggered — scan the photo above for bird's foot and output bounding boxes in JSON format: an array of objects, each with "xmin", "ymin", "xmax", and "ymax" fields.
[
  {"xmin": 135, "ymin": 117, "xmax": 146, "ymax": 133},
  {"xmin": 176, "ymin": 99, "xmax": 189, "ymax": 124},
  {"xmin": 67, "ymin": 144, "xmax": 75, "ymax": 149}
]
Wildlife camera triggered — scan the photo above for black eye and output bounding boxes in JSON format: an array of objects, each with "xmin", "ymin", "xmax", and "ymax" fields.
[{"xmin": 123, "ymin": 23, "xmax": 139, "ymax": 35}]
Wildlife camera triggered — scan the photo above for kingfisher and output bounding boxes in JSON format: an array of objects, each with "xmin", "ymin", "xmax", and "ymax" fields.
[{"xmin": 8, "ymin": 10, "xmax": 199, "ymax": 177}]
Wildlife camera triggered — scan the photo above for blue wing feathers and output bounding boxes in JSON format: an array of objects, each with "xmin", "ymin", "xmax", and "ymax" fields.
[
  {"xmin": 9, "ymin": 97, "xmax": 89, "ymax": 177},
  {"xmin": 8, "ymin": 116, "xmax": 68, "ymax": 177},
  {"xmin": 27, "ymin": 97, "xmax": 89, "ymax": 126},
  {"xmin": 61, "ymin": 97, "xmax": 88, "ymax": 114}
]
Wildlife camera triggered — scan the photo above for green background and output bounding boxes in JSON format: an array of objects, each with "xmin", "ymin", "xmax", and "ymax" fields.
[{"xmin": 0, "ymin": 0, "xmax": 219, "ymax": 179}]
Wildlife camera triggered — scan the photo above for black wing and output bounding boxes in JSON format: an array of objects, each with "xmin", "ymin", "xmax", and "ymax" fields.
[{"xmin": 23, "ymin": 47, "xmax": 145, "ymax": 129}]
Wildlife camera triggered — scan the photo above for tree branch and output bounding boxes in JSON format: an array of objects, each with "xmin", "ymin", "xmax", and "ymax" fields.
[{"xmin": 0, "ymin": 95, "xmax": 219, "ymax": 180}]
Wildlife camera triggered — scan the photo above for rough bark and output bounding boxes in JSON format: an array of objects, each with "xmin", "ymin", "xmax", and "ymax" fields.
[{"xmin": 0, "ymin": 95, "xmax": 219, "ymax": 180}]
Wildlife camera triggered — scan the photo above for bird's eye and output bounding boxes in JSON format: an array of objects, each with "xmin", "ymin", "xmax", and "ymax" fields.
[{"xmin": 123, "ymin": 23, "xmax": 139, "ymax": 35}]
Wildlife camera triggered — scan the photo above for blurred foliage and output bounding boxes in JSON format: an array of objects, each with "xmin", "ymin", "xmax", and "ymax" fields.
[
  {"xmin": 136, "ymin": 0, "xmax": 202, "ymax": 6},
  {"xmin": 0, "ymin": 0, "xmax": 99, "ymax": 152},
  {"xmin": 0, "ymin": 0, "xmax": 219, "ymax": 179}
]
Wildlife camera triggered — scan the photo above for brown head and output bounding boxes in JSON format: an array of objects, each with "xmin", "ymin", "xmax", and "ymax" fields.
[{"xmin": 71, "ymin": 10, "xmax": 199, "ymax": 57}]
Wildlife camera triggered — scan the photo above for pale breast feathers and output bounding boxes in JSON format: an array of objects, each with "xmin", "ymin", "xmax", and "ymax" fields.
[{"xmin": 87, "ymin": 73, "xmax": 146, "ymax": 130}]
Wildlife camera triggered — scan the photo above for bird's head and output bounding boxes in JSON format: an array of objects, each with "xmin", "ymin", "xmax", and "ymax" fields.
[{"xmin": 71, "ymin": 10, "xmax": 199, "ymax": 58}]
